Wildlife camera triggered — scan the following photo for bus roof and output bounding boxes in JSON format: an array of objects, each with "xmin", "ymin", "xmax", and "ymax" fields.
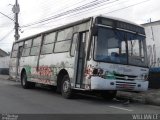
[
  {"xmin": 15, "ymin": 15, "xmax": 143, "ymax": 43},
  {"xmin": 95, "ymin": 15, "xmax": 142, "ymax": 27},
  {"xmin": 15, "ymin": 17, "xmax": 92, "ymax": 43}
]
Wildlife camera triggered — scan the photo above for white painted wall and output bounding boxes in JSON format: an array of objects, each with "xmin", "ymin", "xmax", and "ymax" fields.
[
  {"xmin": 143, "ymin": 22, "xmax": 160, "ymax": 67},
  {"xmin": 0, "ymin": 56, "xmax": 9, "ymax": 68}
]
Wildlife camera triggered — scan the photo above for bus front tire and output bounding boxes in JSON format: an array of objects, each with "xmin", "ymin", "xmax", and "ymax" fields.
[
  {"xmin": 21, "ymin": 72, "xmax": 35, "ymax": 89},
  {"xmin": 61, "ymin": 75, "xmax": 73, "ymax": 99}
]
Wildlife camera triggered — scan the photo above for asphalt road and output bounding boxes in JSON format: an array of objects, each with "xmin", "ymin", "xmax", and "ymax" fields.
[{"xmin": 0, "ymin": 79, "xmax": 160, "ymax": 114}]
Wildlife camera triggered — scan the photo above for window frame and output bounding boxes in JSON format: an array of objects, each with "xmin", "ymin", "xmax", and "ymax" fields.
[
  {"xmin": 41, "ymin": 32, "xmax": 57, "ymax": 55},
  {"xmin": 54, "ymin": 39, "xmax": 72, "ymax": 53},
  {"xmin": 22, "ymin": 39, "xmax": 33, "ymax": 57},
  {"xmin": 57, "ymin": 27, "xmax": 73, "ymax": 42},
  {"xmin": 11, "ymin": 43, "xmax": 18, "ymax": 58},
  {"xmin": 53, "ymin": 27, "xmax": 73, "ymax": 53},
  {"xmin": 30, "ymin": 36, "xmax": 42, "ymax": 56},
  {"xmin": 70, "ymin": 32, "xmax": 79, "ymax": 57},
  {"xmin": 11, "ymin": 42, "xmax": 24, "ymax": 58}
]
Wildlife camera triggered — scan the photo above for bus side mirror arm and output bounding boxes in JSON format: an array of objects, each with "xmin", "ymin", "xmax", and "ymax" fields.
[{"xmin": 92, "ymin": 26, "xmax": 98, "ymax": 36}]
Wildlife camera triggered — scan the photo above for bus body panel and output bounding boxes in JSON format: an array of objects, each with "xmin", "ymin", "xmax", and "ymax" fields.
[
  {"xmin": 9, "ymin": 15, "xmax": 149, "ymax": 93},
  {"xmin": 9, "ymin": 19, "xmax": 91, "ymax": 88},
  {"xmin": 85, "ymin": 60, "xmax": 149, "ymax": 91},
  {"xmin": 90, "ymin": 77, "xmax": 148, "ymax": 91}
]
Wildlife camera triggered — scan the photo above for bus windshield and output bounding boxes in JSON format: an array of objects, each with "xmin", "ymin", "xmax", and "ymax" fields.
[{"xmin": 94, "ymin": 27, "xmax": 147, "ymax": 67}]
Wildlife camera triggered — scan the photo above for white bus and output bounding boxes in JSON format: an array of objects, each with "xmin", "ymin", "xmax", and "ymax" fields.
[{"xmin": 9, "ymin": 15, "xmax": 149, "ymax": 99}]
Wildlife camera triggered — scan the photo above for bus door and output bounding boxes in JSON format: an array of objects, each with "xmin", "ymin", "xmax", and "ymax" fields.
[
  {"xmin": 16, "ymin": 46, "xmax": 23, "ymax": 77},
  {"xmin": 74, "ymin": 31, "xmax": 88, "ymax": 88}
]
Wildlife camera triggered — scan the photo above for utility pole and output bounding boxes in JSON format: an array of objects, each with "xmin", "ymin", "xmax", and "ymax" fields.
[
  {"xmin": 12, "ymin": 0, "xmax": 20, "ymax": 41},
  {"xmin": 12, "ymin": 0, "xmax": 20, "ymax": 78}
]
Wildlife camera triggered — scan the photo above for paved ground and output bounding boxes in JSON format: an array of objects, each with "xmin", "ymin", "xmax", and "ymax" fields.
[
  {"xmin": 1, "ymin": 75, "xmax": 160, "ymax": 106},
  {"xmin": 0, "ymin": 78, "xmax": 160, "ymax": 114},
  {"xmin": 117, "ymin": 89, "xmax": 160, "ymax": 106}
]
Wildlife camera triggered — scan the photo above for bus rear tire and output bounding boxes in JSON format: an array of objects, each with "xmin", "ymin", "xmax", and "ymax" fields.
[
  {"xmin": 101, "ymin": 90, "xmax": 117, "ymax": 100},
  {"xmin": 21, "ymin": 72, "xmax": 35, "ymax": 89},
  {"xmin": 61, "ymin": 75, "xmax": 73, "ymax": 99}
]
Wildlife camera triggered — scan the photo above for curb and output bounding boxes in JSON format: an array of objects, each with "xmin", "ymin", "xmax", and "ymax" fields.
[
  {"xmin": 117, "ymin": 91, "xmax": 160, "ymax": 106},
  {"xmin": 145, "ymin": 96, "xmax": 160, "ymax": 106},
  {"xmin": 0, "ymin": 75, "xmax": 10, "ymax": 80},
  {"xmin": 0, "ymin": 75, "xmax": 18, "ymax": 82}
]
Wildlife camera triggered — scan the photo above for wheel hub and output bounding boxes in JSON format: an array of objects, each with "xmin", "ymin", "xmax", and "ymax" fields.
[
  {"xmin": 63, "ymin": 80, "xmax": 70, "ymax": 93},
  {"xmin": 22, "ymin": 76, "xmax": 25, "ymax": 86}
]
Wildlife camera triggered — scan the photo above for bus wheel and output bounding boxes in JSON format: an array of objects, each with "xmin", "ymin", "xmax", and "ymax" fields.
[
  {"xmin": 21, "ymin": 72, "xmax": 35, "ymax": 89},
  {"xmin": 101, "ymin": 90, "xmax": 117, "ymax": 100},
  {"xmin": 61, "ymin": 75, "xmax": 73, "ymax": 99}
]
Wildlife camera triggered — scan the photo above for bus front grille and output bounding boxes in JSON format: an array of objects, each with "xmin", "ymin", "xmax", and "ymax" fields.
[
  {"xmin": 114, "ymin": 73, "xmax": 137, "ymax": 81},
  {"xmin": 116, "ymin": 81, "xmax": 136, "ymax": 90}
]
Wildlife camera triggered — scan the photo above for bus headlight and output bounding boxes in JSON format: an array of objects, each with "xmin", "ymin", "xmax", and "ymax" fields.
[
  {"xmin": 144, "ymin": 74, "xmax": 148, "ymax": 80},
  {"xmin": 93, "ymin": 68, "xmax": 104, "ymax": 76},
  {"xmin": 141, "ymin": 74, "xmax": 148, "ymax": 80}
]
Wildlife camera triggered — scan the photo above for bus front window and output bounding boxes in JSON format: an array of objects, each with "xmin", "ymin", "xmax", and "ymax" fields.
[
  {"xmin": 94, "ymin": 27, "xmax": 127, "ymax": 64},
  {"xmin": 94, "ymin": 27, "xmax": 147, "ymax": 67},
  {"xmin": 128, "ymin": 39, "xmax": 146, "ymax": 66}
]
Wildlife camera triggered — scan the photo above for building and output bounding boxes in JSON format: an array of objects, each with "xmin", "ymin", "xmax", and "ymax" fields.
[
  {"xmin": 0, "ymin": 48, "xmax": 9, "ymax": 57},
  {"xmin": 0, "ymin": 49, "xmax": 9, "ymax": 75},
  {"xmin": 142, "ymin": 20, "xmax": 160, "ymax": 88}
]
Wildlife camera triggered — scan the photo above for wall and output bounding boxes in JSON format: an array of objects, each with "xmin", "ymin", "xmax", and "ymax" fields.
[
  {"xmin": 142, "ymin": 21, "xmax": 160, "ymax": 88},
  {"xmin": 142, "ymin": 21, "xmax": 160, "ymax": 67},
  {"xmin": 0, "ymin": 56, "xmax": 9, "ymax": 75}
]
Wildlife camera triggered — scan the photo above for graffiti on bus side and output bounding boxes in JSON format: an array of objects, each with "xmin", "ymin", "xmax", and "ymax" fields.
[
  {"xmin": 24, "ymin": 65, "xmax": 31, "ymax": 74},
  {"xmin": 24, "ymin": 61, "xmax": 71, "ymax": 77},
  {"xmin": 37, "ymin": 66, "xmax": 53, "ymax": 77},
  {"xmin": 32, "ymin": 78, "xmax": 52, "ymax": 85},
  {"xmin": 85, "ymin": 64, "xmax": 94, "ymax": 79}
]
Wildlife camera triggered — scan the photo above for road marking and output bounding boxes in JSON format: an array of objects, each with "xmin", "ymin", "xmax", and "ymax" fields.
[{"xmin": 108, "ymin": 106, "xmax": 133, "ymax": 112}]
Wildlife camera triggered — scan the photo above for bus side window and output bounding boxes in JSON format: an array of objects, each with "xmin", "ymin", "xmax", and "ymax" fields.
[
  {"xmin": 22, "ymin": 39, "xmax": 32, "ymax": 57},
  {"xmin": 11, "ymin": 51, "xmax": 18, "ymax": 58},
  {"xmin": 30, "ymin": 36, "xmax": 41, "ymax": 56},
  {"xmin": 18, "ymin": 46, "xmax": 23, "ymax": 58},
  {"xmin": 70, "ymin": 33, "xmax": 78, "ymax": 56},
  {"xmin": 41, "ymin": 32, "xmax": 56, "ymax": 54},
  {"xmin": 54, "ymin": 27, "xmax": 73, "ymax": 53},
  {"xmin": 57, "ymin": 27, "xmax": 73, "ymax": 41}
]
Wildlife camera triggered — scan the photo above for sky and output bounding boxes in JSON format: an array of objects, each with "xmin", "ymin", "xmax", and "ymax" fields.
[{"xmin": 0, "ymin": 0, "xmax": 160, "ymax": 52}]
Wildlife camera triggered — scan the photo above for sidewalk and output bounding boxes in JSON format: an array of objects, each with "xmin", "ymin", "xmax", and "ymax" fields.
[
  {"xmin": 0, "ymin": 75, "xmax": 159, "ymax": 106},
  {"xmin": 0, "ymin": 75, "xmax": 10, "ymax": 80},
  {"xmin": 117, "ymin": 89, "xmax": 160, "ymax": 106}
]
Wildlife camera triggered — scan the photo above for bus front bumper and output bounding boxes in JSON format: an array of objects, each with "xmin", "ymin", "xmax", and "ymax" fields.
[{"xmin": 90, "ymin": 76, "xmax": 148, "ymax": 92}]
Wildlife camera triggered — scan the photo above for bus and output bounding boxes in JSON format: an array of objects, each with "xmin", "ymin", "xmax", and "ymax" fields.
[{"xmin": 9, "ymin": 15, "xmax": 149, "ymax": 99}]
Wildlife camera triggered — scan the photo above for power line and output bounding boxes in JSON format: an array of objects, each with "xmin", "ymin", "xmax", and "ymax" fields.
[
  {"xmin": 104, "ymin": 0, "xmax": 152, "ymax": 15},
  {"xmin": 38, "ymin": 0, "xmax": 85, "ymax": 15},
  {"xmin": 21, "ymin": 0, "xmax": 121, "ymax": 32},
  {"xmin": 0, "ymin": 29, "xmax": 14, "ymax": 42},
  {"xmin": 64, "ymin": 0, "xmax": 129, "ymax": 18},
  {"xmin": 0, "ymin": 11, "xmax": 14, "ymax": 21},
  {"xmin": 0, "ymin": 13, "xmax": 14, "ymax": 19},
  {"xmin": 33, "ymin": 0, "xmax": 151, "ymax": 28},
  {"xmin": 19, "ymin": 0, "xmax": 88, "ymax": 26},
  {"xmin": 21, "ymin": 0, "xmax": 102, "ymax": 27},
  {"xmin": 21, "ymin": 0, "xmax": 152, "ymax": 30},
  {"xmin": 0, "ymin": 43, "xmax": 12, "ymax": 44},
  {"xmin": 33, "ymin": 0, "xmax": 120, "ymax": 27},
  {"xmin": 21, "ymin": 0, "xmax": 111, "ymax": 28}
]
